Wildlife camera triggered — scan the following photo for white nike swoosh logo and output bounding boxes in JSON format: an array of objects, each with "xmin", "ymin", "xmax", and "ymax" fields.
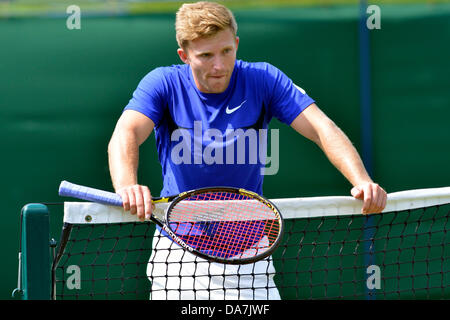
[{"xmin": 226, "ymin": 100, "xmax": 247, "ymax": 114}]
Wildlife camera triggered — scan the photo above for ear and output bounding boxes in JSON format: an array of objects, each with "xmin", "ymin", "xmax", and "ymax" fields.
[
  {"xmin": 235, "ymin": 36, "xmax": 239, "ymax": 50},
  {"xmin": 177, "ymin": 48, "xmax": 189, "ymax": 64}
]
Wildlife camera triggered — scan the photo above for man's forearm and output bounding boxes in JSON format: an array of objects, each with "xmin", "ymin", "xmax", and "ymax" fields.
[
  {"xmin": 107, "ymin": 110, "xmax": 155, "ymax": 220},
  {"xmin": 108, "ymin": 129, "xmax": 140, "ymax": 191},
  {"xmin": 315, "ymin": 121, "xmax": 372, "ymax": 187},
  {"xmin": 290, "ymin": 104, "xmax": 386, "ymax": 213}
]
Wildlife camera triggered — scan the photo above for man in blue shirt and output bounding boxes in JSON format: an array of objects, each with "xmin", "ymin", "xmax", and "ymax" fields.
[{"xmin": 108, "ymin": 1, "xmax": 387, "ymax": 299}]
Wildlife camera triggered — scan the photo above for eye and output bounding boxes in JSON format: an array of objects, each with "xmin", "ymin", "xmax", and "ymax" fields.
[{"xmin": 200, "ymin": 53, "xmax": 211, "ymax": 58}]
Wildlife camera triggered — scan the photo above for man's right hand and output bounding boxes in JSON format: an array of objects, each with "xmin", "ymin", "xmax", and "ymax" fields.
[{"xmin": 116, "ymin": 184, "xmax": 153, "ymax": 221}]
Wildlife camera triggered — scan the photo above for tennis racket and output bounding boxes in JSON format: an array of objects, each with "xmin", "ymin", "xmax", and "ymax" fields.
[{"xmin": 58, "ymin": 181, "xmax": 284, "ymax": 265}]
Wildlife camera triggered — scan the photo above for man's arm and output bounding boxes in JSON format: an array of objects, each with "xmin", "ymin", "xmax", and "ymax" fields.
[
  {"xmin": 108, "ymin": 109, "xmax": 155, "ymax": 220},
  {"xmin": 290, "ymin": 103, "xmax": 387, "ymax": 214}
]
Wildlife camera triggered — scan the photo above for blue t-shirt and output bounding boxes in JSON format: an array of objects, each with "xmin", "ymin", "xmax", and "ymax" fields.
[{"xmin": 124, "ymin": 59, "xmax": 314, "ymax": 196}]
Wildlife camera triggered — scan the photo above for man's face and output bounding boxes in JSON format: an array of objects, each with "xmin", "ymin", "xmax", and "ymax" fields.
[{"xmin": 178, "ymin": 28, "xmax": 239, "ymax": 94}]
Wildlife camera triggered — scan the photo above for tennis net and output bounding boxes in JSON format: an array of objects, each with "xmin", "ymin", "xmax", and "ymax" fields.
[{"xmin": 50, "ymin": 187, "xmax": 450, "ymax": 300}]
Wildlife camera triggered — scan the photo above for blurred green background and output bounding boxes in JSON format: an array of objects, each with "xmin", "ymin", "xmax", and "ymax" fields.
[{"xmin": 1, "ymin": 0, "xmax": 449, "ymax": 299}]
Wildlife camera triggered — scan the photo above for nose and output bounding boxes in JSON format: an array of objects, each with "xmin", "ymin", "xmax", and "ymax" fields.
[{"xmin": 212, "ymin": 56, "xmax": 225, "ymax": 73}]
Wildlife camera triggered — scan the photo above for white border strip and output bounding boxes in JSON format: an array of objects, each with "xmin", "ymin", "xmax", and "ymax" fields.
[
  {"xmin": 64, "ymin": 201, "xmax": 169, "ymax": 224},
  {"xmin": 63, "ymin": 186, "xmax": 450, "ymax": 224}
]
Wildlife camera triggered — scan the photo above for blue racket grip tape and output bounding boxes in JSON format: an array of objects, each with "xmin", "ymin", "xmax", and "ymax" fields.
[{"xmin": 59, "ymin": 181, "xmax": 123, "ymax": 206}]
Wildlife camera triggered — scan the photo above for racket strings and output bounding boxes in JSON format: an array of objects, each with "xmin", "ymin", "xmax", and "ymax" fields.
[{"xmin": 167, "ymin": 191, "xmax": 280, "ymax": 260}]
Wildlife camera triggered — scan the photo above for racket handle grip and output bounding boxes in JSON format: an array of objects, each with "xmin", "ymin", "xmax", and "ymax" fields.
[{"xmin": 58, "ymin": 181, "xmax": 123, "ymax": 206}]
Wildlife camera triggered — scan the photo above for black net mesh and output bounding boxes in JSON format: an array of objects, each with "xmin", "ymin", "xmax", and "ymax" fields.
[{"xmin": 51, "ymin": 203, "xmax": 450, "ymax": 300}]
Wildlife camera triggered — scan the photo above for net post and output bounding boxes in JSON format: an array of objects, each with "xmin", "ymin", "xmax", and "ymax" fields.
[{"xmin": 20, "ymin": 204, "xmax": 51, "ymax": 300}]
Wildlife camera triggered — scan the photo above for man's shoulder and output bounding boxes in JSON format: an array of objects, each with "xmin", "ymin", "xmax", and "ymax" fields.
[
  {"xmin": 137, "ymin": 64, "xmax": 188, "ymax": 90},
  {"xmin": 143, "ymin": 63, "xmax": 187, "ymax": 80},
  {"xmin": 236, "ymin": 60, "xmax": 281, "ymax": 80},
  {"xmin": 237, "ymin": 59, "xmax": 275, "ymax": 72}
]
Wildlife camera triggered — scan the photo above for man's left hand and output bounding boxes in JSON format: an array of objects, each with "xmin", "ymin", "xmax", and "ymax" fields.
[{"xmin": 351, "ymin": 182, "xmax": 387, "ymax": 214}]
